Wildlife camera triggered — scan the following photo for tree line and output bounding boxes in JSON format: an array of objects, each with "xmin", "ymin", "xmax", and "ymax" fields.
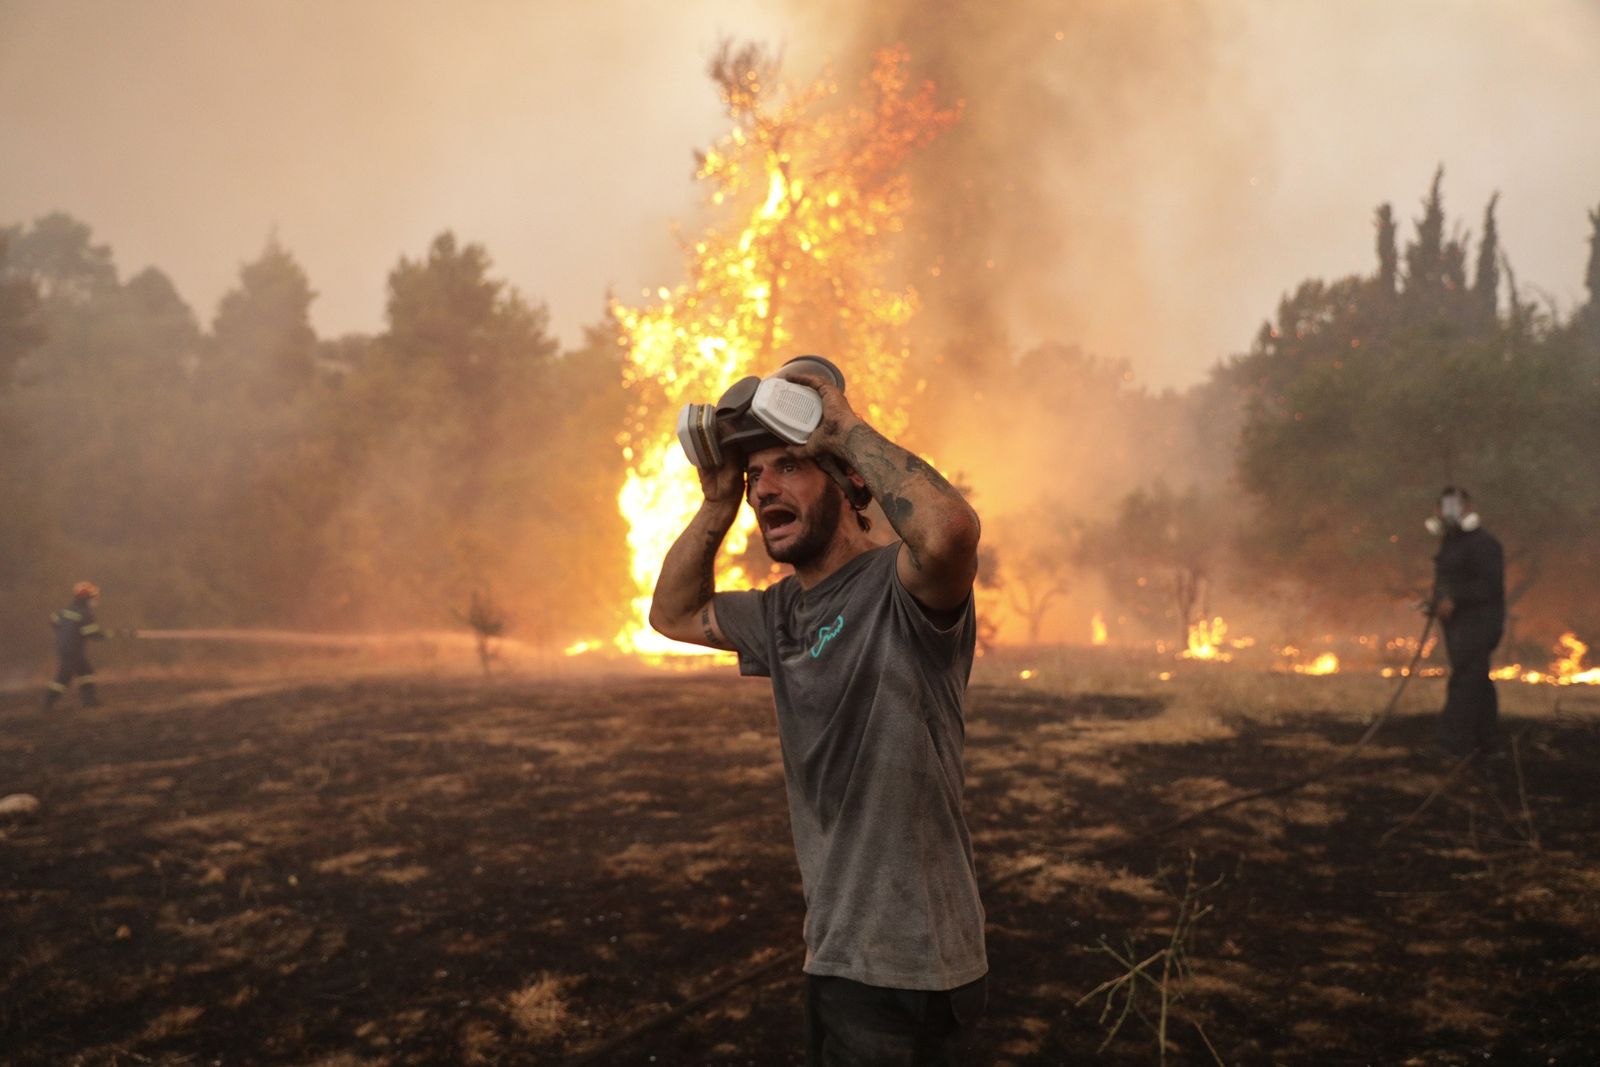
[
  {"xmin": 3, "ymin": 171, "xmax": 1597, "ymax": 669},
  {"xmin": 0, "ymin": 216, "xmax": 630, "ymax": 667},
  {"xmin": 1068, "ymin": 171, "xmax": 1600, "ymax": 654}
]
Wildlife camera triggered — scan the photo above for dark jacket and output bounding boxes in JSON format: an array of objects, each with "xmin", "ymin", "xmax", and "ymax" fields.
[
  {"xmin": 50, "ymin": 597, "xmax": 104, "ymax": 657},
  {"xmin": 1434, "ymin": 526, "xmax": 1505, "ymax": 621}
]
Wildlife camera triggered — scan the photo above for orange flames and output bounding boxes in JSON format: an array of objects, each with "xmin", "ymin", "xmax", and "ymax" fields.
[
  {"xmin": 609, "ymin": 47, "xmax": 958, "ymax": 655},
  {"xmin": 1180, "ymin": 615, "xmax": 1233, "ymax": 661},
  {"xmin": 1292, "ymin": 652, "xmax": 1340, "ymax": 676},
  {"xmin": 1177, "ymin": 615, "xmax": 1262, "ymax": 663},
  {"xmin": 1490, "ymin": 632, "xmax": 1600, "ymax": 685},
  {"xmin": 1272, "ymin": 643, "xmax": 1340, "ymax": 675},
  {"xmin": 1090, "ymin": 612, "xmax": 1108, "ymax": 646}
]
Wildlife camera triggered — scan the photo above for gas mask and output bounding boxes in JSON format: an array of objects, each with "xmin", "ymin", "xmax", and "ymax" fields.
[
  {"xmin": 675, "ymin": 355, "xmax": 872, "ymax": 509},
  {"xmin": 1424, "ymin": 489, "xmax": 1481, "ymax": 536}
]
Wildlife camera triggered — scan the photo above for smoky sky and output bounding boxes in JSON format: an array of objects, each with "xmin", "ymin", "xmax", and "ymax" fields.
[{"xmin": 3, "ymin": 0, "xmax": 1597, "ymax": 386}]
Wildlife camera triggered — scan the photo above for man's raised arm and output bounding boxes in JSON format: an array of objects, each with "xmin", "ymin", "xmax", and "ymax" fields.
[
  {"xmin": 648, "ymin": 452, "xmax": 744, "ymax": 649},
  {"xmin": 788, "ymin": 374, "xmax": 980, "ymax": 613}
]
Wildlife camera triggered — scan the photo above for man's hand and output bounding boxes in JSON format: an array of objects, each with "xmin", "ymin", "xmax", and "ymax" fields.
[
  {"xmin": 698, "ymin": 445, "xmax": 745, "ymax": 507},
  {"xmin": 774, "ymin": 371, "xmax": 863, "ymax": 458}
]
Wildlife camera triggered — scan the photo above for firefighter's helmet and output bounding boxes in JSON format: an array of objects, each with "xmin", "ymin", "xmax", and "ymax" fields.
[{"xmin": 73, "ymin": 580, "xmax": 100, "ymax": 600}]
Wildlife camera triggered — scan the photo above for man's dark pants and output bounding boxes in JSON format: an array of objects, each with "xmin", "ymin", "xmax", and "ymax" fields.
[
  {"xmin": 805, "ymin": 974, "xmax": 986, "ymax": 1065},
  {"xmin": 44, "ymin": 651, "xmax": 97, "ymax": 710},
  {"xmin": 1439, "ymin": 609, "xmax": 1502, "ymax": 755}
]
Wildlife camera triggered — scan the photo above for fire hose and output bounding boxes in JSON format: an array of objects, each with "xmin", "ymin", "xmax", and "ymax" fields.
[{"xmin": 565, "ymin": 609, "xmax": 1443, "ymax": 1065}]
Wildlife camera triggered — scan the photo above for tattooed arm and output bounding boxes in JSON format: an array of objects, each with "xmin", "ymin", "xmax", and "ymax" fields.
[
  {"xmin": 785, "ymin": 373, "xmax": 981, "ymax": 612},
  {"xmin": 648, "ymin": 451, "xmax": 742, "ymax": 649}
]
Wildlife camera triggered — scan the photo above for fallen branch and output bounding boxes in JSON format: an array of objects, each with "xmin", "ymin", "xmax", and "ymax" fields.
[{"xmin": 1075, "ymin": 852, "xmax": 1225, "ymax": 1065}]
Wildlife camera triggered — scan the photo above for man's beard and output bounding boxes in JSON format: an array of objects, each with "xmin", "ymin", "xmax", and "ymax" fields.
[{"xmin": 764, "ymin": 483, "xmax": 844, "ymax": 565}]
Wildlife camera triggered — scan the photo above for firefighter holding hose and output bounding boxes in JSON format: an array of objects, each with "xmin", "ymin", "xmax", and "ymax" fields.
[
  {"xmin": 1426, "ymin": 487, "xmax": 1506, "ymax": 756},
  {"xmin": 43, "ymin": 581, "xmax": 109, "ymax": 711}
]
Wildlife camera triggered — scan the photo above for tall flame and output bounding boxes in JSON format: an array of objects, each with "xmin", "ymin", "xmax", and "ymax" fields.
[
  {"xmin": 610, "ymin": 47, "xmax": 959, "ymax": 654},
  {"xmin": 1552, "ymin": 632, "xmax": 1600, "ymax": 684}
]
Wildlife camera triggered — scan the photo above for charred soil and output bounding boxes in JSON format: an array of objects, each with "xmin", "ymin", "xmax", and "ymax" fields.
[{"xmin": 2, "ymin": 674, "xmax": 1598, "ymax": 1065}]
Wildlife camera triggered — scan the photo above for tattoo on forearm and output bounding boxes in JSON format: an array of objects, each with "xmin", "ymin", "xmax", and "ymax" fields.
[
  {"xmin": 840, "ymin": 424, "xmax": 971, "ymax": 568},
  {"xmin": 879, "ymin": 491, "xmax": 915, "ymax": 528},
  {"xmin": 699, "ymin": 606, "xmax": 716, "ymax": 644},
  {"xmin": 695, "ymin": 527, "xmax": 720, "ymax": 605},
  {"xmin": 903, "ymin": 451, "xmax": 957, "ymax": 496}
]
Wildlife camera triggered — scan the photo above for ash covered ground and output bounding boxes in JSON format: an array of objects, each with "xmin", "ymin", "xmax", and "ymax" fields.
[{"xmin": 2, "ymin": 670, "xmax": 1598, "ymax": 1065}]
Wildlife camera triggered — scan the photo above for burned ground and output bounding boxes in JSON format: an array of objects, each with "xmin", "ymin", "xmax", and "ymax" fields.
[{"xmin": 2, "ymin": 673, "xmax": 1598, "ymax": 1065}]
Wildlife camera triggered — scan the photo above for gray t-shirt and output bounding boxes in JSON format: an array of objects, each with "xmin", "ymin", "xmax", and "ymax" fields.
[{"xmin": 714, "ymin": 542, "xmax": 987, "ymax": 990}]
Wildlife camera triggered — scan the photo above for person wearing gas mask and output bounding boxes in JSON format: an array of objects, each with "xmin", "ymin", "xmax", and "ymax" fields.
[
  {"xmin": 652, "ymin": 356, "xmax": 988, "ymax": 1062},
  {"xmin": 1426, "ymin": 487, "xmax": 1506, "ymax": 756}
]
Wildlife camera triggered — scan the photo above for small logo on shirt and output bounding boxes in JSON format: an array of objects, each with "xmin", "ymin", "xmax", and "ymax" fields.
[{"xmin": 810, "ymin": 614, "xmax": 845, "ymax": 658}]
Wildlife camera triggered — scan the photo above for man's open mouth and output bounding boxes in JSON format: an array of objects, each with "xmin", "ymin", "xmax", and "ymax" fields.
[{"xmin": 761, "ymin": 506, "xmax": 798, "ymax": 537}]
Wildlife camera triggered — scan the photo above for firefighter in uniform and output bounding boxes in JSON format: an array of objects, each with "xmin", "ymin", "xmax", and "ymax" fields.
[{"xmin": 44, "ymin": 581, "xmax": 107, "ymax": 710}]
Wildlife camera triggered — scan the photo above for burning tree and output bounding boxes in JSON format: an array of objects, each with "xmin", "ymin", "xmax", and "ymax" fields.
[{"xmin": 610, "ymin": 43, "xmax": 959, "ymax": 653}]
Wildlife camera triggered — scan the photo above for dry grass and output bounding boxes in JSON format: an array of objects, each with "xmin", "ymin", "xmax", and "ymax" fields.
[
  {"xmin": 505, "ymin": 973, "xmax": 576, "ymax": 1040},
  {"xmin": 138, "ymin": 1004, "xmax": 204, "ymax": 1041},
  {"xmin": 973, "ymin": 645, "xmax": 1576, "ymax": 729}
]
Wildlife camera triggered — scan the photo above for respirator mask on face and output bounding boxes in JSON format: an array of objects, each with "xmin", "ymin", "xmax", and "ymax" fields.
[
  {"xmin": 675, "ymin": 354, "xmax": 871, "ymax": 509},
  {"xmin": 1424, "ymin": 489, "xmax": 1481, "ymax": 536}
]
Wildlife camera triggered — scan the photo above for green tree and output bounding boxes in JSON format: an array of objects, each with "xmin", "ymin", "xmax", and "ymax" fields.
[
  {"xmin": 310, "ymin": 232, "xmax": 563, "ymax": 631},
  {"xmin": 0, "ymin": 214, "xmax": 224, "ymax": 655},
  {"xmin": 210, "ymin": 237, "xmax": 318, "ymax": 401},
  {"xmin": 1375, "ymin": 203, "xmax": 1399, "ymax": 299},
  {"xmin": 1471, "ymin": 193, "xmax": 1500, "ymax": 324},
  {"xmin": 0, "ymin": 234, "xmax": 45, "ymax": 388},
  {"xmin": 1227, "ymin": 175, "xmax": 1600, "ymax": 643},
  {"xmin": 0, "ymin": 211, "xmax": 117, "ymax": 306},
  {"xmin": 178, "ymin": 239, "xmax": 336, "ymax": 624},
  {"xmin": 0, "ymin": 233, "xmax": 54, "ymax": 660}
]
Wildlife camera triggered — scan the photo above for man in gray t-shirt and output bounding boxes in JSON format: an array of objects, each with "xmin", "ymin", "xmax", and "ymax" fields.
[{"xmin": 651, "ymin": 362, "xmax": 987, "ymax": 1062}]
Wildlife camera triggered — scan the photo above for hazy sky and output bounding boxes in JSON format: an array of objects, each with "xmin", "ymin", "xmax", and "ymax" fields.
[{"xmin": 3, "ymin": 0, "xmax": 1598, "ymax": 386}]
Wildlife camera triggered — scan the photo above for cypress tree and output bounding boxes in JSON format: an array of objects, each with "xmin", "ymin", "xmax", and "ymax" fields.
[
  {"xmin": 1472, "ymin": 193, "xmax": 1500, "ymax": 323},
  {"xmin": 1374, "ymin": 203, "xmax": 1398, "ymax": 298},
  {"xmin": 1586, "ymin": 203, "xmax": 1600, "ymax": 311},
  {"xmin": 1404, "ymin": 166, "xmax": 1446, "ymax": 295}
]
